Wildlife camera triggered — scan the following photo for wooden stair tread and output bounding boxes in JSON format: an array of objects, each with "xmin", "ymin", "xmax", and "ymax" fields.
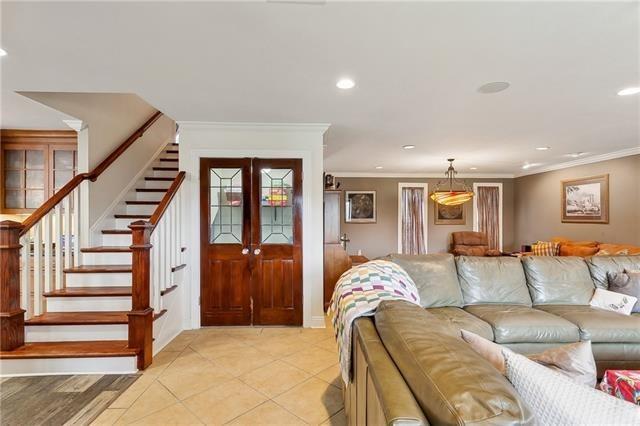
[
  {"xmin": 26, "ymin": 311, "xmax": 129, "ymax": 325},
  {"xmin": 64, "ymin": 264, "xmax": 132, "ymax": 273},
  {"xmin": 0, "ymin": 340, "xmax": 136, "ymax": 359},
  {"xmin": 101, "ymin": 229, "xmax": 132, "ymax": 235},
  {"xmin": 154, "ymin": 309, "xmax": 168, "ymax": 321},
  {"xmin": 114, "ymin": 214, "xmax": 151, "ymax": 219},
  {"xmin": 172, "ymin": 263, "xmax": 187, "ymax": 273},
  {"xmin": 135, "ymin": 188, "xmax": 167, "ymax": 193},
  {"xmin": 160, "ymin": 284, "xmax": 178, "ymax": 296},
  {"xmin": 159, "ymin": 158, "xmax": 179, "ymax": 162},
  {"xmin": 81, "ymin": 246, "xmax": 132, "ymax": 253},
  {"xmin": 44, "ymin": 286, "xmax": 132, "ymax": 297},
  {"xmin": 152, "ymin": 167, "xmax": 178, "ymax": 171},
  {"xmin": 125, "ymin": 200, "xmax": 160, "ymax": 205},
  {"xmin": 145, "ymin": 177, "xmax": 174, "ymax": 181},
  {"xmin": 166, "ymin": 150, "xmax": 179, "ymax": 154}
]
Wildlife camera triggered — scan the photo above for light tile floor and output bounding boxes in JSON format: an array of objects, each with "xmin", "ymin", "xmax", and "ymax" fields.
[{"xmin": 92, "ymin": 319, "xmax": 345, "ymax": 425}]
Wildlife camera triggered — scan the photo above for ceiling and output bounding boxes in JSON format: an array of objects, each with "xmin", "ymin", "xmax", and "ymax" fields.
[{"xmin": 1, "ymin": 1, "xmax": 638, "ymax": 175}]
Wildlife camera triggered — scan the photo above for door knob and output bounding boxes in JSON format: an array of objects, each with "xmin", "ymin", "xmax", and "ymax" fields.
[
  {"xmin": 242, "ymin": 248, "xmax": 249, "ymax": 255},
  {"xmin": 254, "ymin": 248, "xmax": 261, "ymax": 255}
]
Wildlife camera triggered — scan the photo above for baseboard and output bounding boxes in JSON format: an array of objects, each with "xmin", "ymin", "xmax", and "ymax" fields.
[{"xmin": 308, "ymin": 314, "xmax": 327, "ymax": 328}]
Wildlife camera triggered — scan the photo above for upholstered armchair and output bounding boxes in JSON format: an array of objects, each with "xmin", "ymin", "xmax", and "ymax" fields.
[{"xmin": 451, "ymin": 231, "xmax": 502, "ymax": 257}]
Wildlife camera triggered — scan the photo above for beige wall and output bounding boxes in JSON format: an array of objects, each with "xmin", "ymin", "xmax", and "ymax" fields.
[
  {"xmin": 514, "ymin": 155, "xmax": 640, "ymax": 247},
  {"xmin": 335, "ymin": 177, "xmax": 515, "ymax": 258}
]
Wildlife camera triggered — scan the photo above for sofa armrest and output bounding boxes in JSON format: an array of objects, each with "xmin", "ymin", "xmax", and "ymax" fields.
[{"xmin": 348, "ymin": 317, "xmax": 428, "ymax": 426}]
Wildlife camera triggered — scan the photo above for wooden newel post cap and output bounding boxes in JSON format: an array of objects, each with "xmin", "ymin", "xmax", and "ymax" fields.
[
  {"xmin": 128, "ymin": 220, "xmax": 153, "ymax": 231},
  {"xmin": 0, "ymin": 220, "xmax": 24, "ymax": 230}
]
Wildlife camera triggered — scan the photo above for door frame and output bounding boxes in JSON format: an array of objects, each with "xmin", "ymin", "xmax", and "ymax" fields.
[
  {"xmin": 397, "ymin": 182, "xmax": 429, "ymax": 253},
  {"xmin": 183, "ymin": 141, "xmax": 325, "ymax": 330},
  {"xmin": 472, "ymin": 182, "xmax": 503, "ymax": 251}
]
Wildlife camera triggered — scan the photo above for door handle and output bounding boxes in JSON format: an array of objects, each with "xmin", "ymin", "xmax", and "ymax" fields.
[
  {"xmin": 254, "ymin": 248, "xmax": 261, "ymax": 255},
  {"xmin": 242, "ymin": 248, "xmax": 249, "ymax": 255}
]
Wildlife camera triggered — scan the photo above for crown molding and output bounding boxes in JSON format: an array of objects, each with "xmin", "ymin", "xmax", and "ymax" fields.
[
  {"xmin": 178, "ymin": 121, "xmax": 330, "ymax": 134},
  {"xmin": 327, "ymin": 171, "xmax": 515, "ymax": 179},
  {"xmin": 515, "ymin": 146, "xmax": 640, "ymax": 177}
]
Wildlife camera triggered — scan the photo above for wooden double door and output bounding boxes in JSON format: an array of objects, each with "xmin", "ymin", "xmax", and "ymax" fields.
[{"xmin": 200, "ymin": 158, "xmax": 302, "ymax": 326}]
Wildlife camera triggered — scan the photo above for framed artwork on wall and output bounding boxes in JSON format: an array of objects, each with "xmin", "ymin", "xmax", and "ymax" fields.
[
  {"xmin": 561, "ymin": 174, "xmax": 609, "ymax": 223},
  {"xmin": 434, "ymin": 202, "xmax": 465, "ymax": 225},
  {"xmin": 345, "ymin": 190, "xmax": 376, "ymax": 223}
]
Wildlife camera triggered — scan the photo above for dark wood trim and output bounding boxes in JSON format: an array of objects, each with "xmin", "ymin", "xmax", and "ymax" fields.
[
  {"xmin": 101, "ymin": 229, "xmax": 132, "ymax": 235},
  {"xmin": 80, "ymin": 246, "xmax": 132, "ymax": 253},
  {"xmin": 128, "ymin": 220, "xmax": 153, "ymax": 369},
  {"xmin": 114, "ymin": 214, "xmax": 151, "ymax": 219},
  {"xmin": 43, "ymin": 286, "xmax": 132, "ymax": 297},
  {"xmin": 152, "ymin": 167, "xmax": 178, "ymax": 171},
  {"xmin": 160, "ymin": 284, "xmax": 178, "ymax": 296},
  {"xmin": 171, "ymin": 263, "xmax": 186, "ymax": 273},
  {"xmin": 135, "ymin": 189, "xmax": 167, "ymax": 193},
  {"xmin": 0, "ymin": 340, "xmax": 137, "ymax": 359},
  {"xmin": 1, "ymin": 129, "xmax": 77, "ymax": 143},
  {"xmin": 145, "ymin": 177, "xmax": 174, "ymax": 181},
  {"xmin": 18, "ymin": 111, "xmax": 162, "ymax": 236},
  {"xmin": 0, "ymin": 221, "xmax": 25, "ymax": 351},
  {"xmin": 149, "ymin": 172, "xmax": 186, "ymax": 230},
  {"xmin": 125, "ymin": 200, "xmax": 160, "ymax": 205},
  {"xmin": 63, "ymin": 264, "xmax": 132, "ymax": 273},
  {"xmin": 153, "ymin": 309, "xmax": 167, "ymax": 320},
  {"xmin": 25, "ymin": 311, "xmax": 129, "ymax": 325}
]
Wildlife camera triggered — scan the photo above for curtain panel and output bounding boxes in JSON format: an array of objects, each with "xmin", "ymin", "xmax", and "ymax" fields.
[
  {"xmin": 401, "ymin": 187, "xmax": 426, "ymax": 255},
  {"xmin": 477, "ymin": 186, "xmax": 500, "ymax": 250}
]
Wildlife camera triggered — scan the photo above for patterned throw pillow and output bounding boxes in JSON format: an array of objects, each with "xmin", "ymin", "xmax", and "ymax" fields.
[
  {"xmin": 503, "ymin": 350, "xmax": 640, "ymax": 425},
  {"xmin": 532, "ymin": 241, "xmax": 559, "ymax": 256},
  {"xmin": 590, "ymin": 288, "xmax": 637, "ymax": 316},
  {"xmin": 607, "ymin": 271, "xmax": 640, "ymax": 313}
]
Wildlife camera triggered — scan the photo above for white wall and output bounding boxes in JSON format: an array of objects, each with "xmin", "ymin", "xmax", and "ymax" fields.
[{"xmin": 178, "ymin": 122, "xmax": 328, "ymax": 329}]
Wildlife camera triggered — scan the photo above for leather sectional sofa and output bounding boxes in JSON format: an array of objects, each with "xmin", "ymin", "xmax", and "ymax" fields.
[{"xmin": 344, "ymin": 254, "xmax": 640, "ymax": 425}]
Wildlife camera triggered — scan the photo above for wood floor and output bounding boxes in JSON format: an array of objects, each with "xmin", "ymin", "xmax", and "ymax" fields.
[{"xmin": 0, "ymin": 374, "xmax": 138, "ymax": 425}]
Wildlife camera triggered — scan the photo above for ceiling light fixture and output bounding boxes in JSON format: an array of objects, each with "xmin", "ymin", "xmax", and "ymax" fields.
[
  {"xmin": 0, "ymin": 48, "xmax": 7, "ymax": 57},
  {"xmin": 336, "ymin": 78, "xmax": 355, "ymax": 90},
  {"xmin": 470, "ymin": 167, "xmax": 478, "ymax": 170},
  {"xmin": 375, "ymin": 166, "xmax": 383, "ymax": 170},
  {"xmin": 522, "ymin": 163, "xmax": 541, "ymax": 170},
  {"xmin": 567, "ymin": 152, "xmax": 587, "ymax": 158},
  {"xmin": 429, "ymin": 159, "xmax": 474, "ymax": 206},
  {"xmin": 402, "ymin": 145, "xmax": 415, "ymax": 150},
  {"xmin": 477, "ymin": 81, "xmax": 510, "ymax": 94},
  {"xmin": 536, "ymin": 146, "xmax": 550, "ymax": 151},
  {"xmin": 617, "ymin": 87, "xmax": 640, "ymax": 96}
]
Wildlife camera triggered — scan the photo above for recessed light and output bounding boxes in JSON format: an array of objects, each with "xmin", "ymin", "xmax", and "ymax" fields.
[
  {"xmin": 617, "ymin": 87, "xmax": 640, "ymax": 96},
  {"xmin": 567, "ymin": 152, "xmax": 587, "ymax": 158},
  {"xmin": 375, "ymin": 166, "xmax": 383, "ymax": 170},
  {"xmin": 470, "ymin": 167, "xmax": 478, "ymax": 170},
  {"xmin": 336, "ymin": 78, "xmax": 355, "ymax": 90},
  {"xmin": 0, "ymin": 48, "xmax": 7, "ymax": 57},
  {"xmin": 477, "ymin": 81, "xmax": 510, "ymax": 94},
  {"xmin": 522, "ymin": 163, "xmax": 541, "ymax": 170},
  {"xmin": 402, "ymin": 145, "xmax": 415, "ymax": 150},
  {"xmin": 535, "ymin": 146, "xmax": 550, "ymax": 151}
]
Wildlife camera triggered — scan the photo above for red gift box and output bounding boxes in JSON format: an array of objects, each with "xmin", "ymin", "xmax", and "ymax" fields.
[{"xmin": 599, "ymin": 370, "xmax": 640, "ymax": 405}]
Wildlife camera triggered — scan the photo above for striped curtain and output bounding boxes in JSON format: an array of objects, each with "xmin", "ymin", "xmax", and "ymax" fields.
[
  {"xmin": 401, "ymin": 187, "xmax": 426, "ymax": 255},
  {"xmin": 477, "ymin": 186, "xmax": 500, "ymax": 250}
]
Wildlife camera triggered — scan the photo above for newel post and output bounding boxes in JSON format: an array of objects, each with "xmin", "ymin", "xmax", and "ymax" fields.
[
  {"xmin": 128, "ymin": 220, "xmax": 154, "ymax": 369},
  {"xmin": 0, "ymin": 221, "xmax": 26, "ymax": 351}
]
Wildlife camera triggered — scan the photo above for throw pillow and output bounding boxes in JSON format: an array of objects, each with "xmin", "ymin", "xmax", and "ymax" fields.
[
  {"xmin": 590, "ymin": 288, "xmax": 637, "ymax": 316},
  {"xmin": 532, "ymin": 241, "xmax": 559, "ymax": 256},
  {"xmin": 503, "ymin": 349, "xmax": 640, "ymax": 425},
  {"xmin": 460, "ymin": 329, "xmax": 597, "ymax": 387},
  {"xmin": 607, "ymin": 271, "xmax": 640, "ymax": 313},
  {"xmin": 559, "ymin": 244, "xmax": 599, "ymax": 257}
]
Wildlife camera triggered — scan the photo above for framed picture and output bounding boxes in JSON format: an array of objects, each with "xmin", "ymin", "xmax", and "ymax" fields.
[
  {"xmin": 434, "ymin": 202, "xmax": 465, "ymax": 225},
  {"xmin": 561, "ymin": 174, "xmax": 609, "ymax": 223},
  {"xmin": 345, "ymin": 191, "xmax": 376, "ymax": 223}
]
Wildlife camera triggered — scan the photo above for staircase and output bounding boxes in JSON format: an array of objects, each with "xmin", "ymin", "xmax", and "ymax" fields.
[{"xmin": 0, "ymin": 114, "xmax": 186, "ymax": 376}]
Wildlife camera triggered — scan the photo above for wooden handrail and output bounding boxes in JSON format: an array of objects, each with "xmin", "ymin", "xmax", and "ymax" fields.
[
  {"xmin": 149, "ymin": 171, "xmax": 186, "ymax": 231},
  {"xmin": 19, "ymin": 111, "xmax": 163, "ymax": 236}
]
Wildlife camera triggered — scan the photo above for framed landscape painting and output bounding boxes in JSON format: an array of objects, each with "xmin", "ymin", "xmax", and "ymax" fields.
[
  {"xmin": 434, "ymin": 202, "xmax": 465, "ymax": 225},
  {"xmin": 345, "ymin": 191, "xmax": 376, "ymax": 223},
  {"xmin": 561, "ymin": 174, "xmax": 609, "ymax": 223}
]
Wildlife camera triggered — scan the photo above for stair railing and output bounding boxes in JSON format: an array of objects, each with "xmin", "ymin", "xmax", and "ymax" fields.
[
  {"xmin": 129, "ymin": 171, "xmax": 185, "ymax": 369},
  {"xmin": 0, "ymin": 111, "xmax": 163, "ymax": 352}
]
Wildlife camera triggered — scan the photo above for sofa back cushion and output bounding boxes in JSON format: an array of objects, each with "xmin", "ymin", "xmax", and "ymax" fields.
[
  {"xmin": 522, "ymin": 256, "xmax": 595, "ymax": 305},
  {"xmin": 375, "ymin": 301, "xmax": 534, "ymax": 425},
  {"xmin": 585, "ymin": 255, "xmax": 640, "ymax": 289},
  {"xmin": 456, "ymin": 256, "xmax": 532, "ymax": 306},
  {"xmin": 385, "ymin": 253, "xmax": 463, "ymax": 308}
]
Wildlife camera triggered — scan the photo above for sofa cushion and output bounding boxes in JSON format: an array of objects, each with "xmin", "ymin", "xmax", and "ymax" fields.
[
  {"xmin": 464, "ymin": 304, "xmax": 580, "ymax": 344},
  {"xmin": 521, "ymin": 256, "xmax": 595, "ymax": 305},
  {"xmin": 536, "ymin": 305, "xmax": 640, "ymax": 343},
  {"xmin": 426, "ymin": 307, "xmax": 494, "ymax": 340},
  {"xmin": 374, "ymin": 301, "xmax": 534, "ymax": 425},
  {"xmin": 456, "ymin": 256, "xmax": 532, "ymax": 306},
  {"xmin": 386, "ymin": 253, "xmax": 464, "ymax": 308},
  {"xmin": 585, "ymin": 255, "xmax": 640, "ymax": 289}
]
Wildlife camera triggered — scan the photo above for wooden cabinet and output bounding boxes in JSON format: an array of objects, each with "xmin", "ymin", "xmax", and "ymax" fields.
[{"xmin": 324, "ymin": 190, "xmax": 351, "ymax": 311}]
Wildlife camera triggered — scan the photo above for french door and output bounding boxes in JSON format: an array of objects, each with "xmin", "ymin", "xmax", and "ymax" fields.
[{"xmin": 199, "ymin": 158, "xmax": 302, "ymax": 326}]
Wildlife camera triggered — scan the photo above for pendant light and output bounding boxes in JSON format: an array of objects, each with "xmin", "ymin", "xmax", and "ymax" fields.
[{"xmin": 429, "ymin": 159, "xmax": 474, "ymax": 206}]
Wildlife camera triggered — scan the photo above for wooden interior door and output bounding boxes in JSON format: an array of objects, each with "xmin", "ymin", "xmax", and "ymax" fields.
[
  {"xmin": 200, "ymin": 158, "xmax": 252, "ymax": 325},
  {"xmin": 251, "ymin": 159, "xmax": 303, "ymax": 326},
  {"xmin": 200, "ymin": 157, "xmax": 303, "ymax": 326}
]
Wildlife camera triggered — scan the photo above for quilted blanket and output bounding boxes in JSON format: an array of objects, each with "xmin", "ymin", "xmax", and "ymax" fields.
[{"xmin": 328, "ymin": 259, "xmax": 420, "ymax": 384}]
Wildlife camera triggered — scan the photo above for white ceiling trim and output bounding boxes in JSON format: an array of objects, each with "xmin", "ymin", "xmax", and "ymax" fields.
[
  {"xmin": 327, "ymin": 171, "xmax": 515, "ymax": 179},
  {"xmin": 515, "ymin": 147, "xmax": 640, "ymax": 178},
  {"xmin": 178, "ymin": 121, "xmax": 331, "ymax": 134}
]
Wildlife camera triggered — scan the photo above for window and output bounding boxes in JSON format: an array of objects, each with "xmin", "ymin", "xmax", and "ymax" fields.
[{"xmin": 1, "ymin": 130, "xmax": 77, "ymax": 214}]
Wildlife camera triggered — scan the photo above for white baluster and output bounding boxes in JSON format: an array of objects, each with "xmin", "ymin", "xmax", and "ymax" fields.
[
  {"xmin": 20, "ymin": 234, "xmax": 31, "ymax": 319},
  {"xmin": 176, "ymin": 189, "xmax": 182, "ymax": 264},
  {"xmin": 72, "ymin": 187, "xmax": 81, "ymax": 267},
  {"xmin": 63, "ymin": 196, "xmax": 72, "ymax": 269},
  {"xmin": 152, "ymin": 231, "xmax": 161, "ymax": 311},
  {"xmin": 33, "ymin": 222, "xmax": 42, "ymax": 316},
  {"xmin": 170, "ymin": 201, "xmax": 176, "ymax": 274},
  {"xmin": 54, "ymin": 204, "xmax": 63, "ymax": 289},
  {"xmin": 43, "ymin": 212, "xmax": 53, "ymax": 296},
  {"xmin": 163, "ymin": 216, "xmax": 170, "ymax": 293}
]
